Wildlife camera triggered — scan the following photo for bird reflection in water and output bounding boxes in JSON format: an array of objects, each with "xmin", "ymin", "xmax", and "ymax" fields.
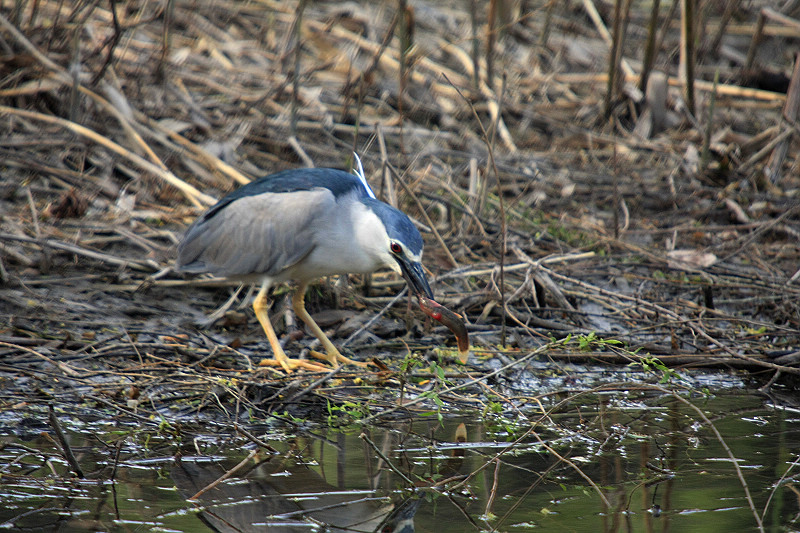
[{"xmin": 172, "ymin": 424, "xmax": 468, "ymax": 533}]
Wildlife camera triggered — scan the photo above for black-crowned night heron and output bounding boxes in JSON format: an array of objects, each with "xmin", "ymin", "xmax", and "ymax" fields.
[{"xmin": 176, "ymin": 166, "xmax": 433, "ymax": 372}]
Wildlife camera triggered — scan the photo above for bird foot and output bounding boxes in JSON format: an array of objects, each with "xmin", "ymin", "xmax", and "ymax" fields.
[
  {"xmin": 257, "ymin": 357, "xmax": 331, "ymax": 373},
  {"xmin": 309, "ymin": 349, "xmax": 370, "ymax": 368}
]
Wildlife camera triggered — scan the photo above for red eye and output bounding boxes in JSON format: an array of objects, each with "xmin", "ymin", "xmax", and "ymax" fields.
[{"xmin": 390, "ymin": 242, "xmax": 402, "ymax": 254}]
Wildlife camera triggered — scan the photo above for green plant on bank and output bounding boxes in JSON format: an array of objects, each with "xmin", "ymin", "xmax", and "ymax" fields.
[
  {"xmin": 156, "ymin": 417, "xmax": 183, "ymax": 447},
  {"xmin": 133, "ymin": 418, "xmax": 181, "ymax": 455},
  {"xmin": 633, "ymin": 356, "xmax": 680, "ymax": 384},
  {"xmin": 326, "ymin": 399, "xmax": 371, "ymax": 428},
  {"xmin": 480, "ymin": 395, "xmax": 531, "ymax": 441},
  {"xmin": 324, "ymin": 351, "xmax": 457, "ymax": 429},
  {"xmin": 399, "ymin": 349, "xmax": 425, "ymax": 374},
  {"xmin": 280, "ymin": 410, "xmax": 308, "ymax": 426},
  {"xmin": 558, "ymin": 331, "xmax": 623, "ymax": 352},
  {"xmin": 483, "ymin": 397, "xmax": 504, "ymax": 417},
  {"xmin": 399, "ymin": 350, "xmax": 454, "ymax": 427},
  {"xmin": 484, "ymin": 414, "xmax": 530, "ymax": 442},
  {"xmin": 546, "ymin": 221, "xmax": 598, "ymax": 249},
  {"xmin": 418, "ymin": 389, "xmax": 445, "ymax": 426},
  {"xmin": 423, "ymin": 356, "xmax": 456, "ymax": 426},
  {"xmin": 559, "ymin": 333, "xmax": 678, "ymax": 384}
]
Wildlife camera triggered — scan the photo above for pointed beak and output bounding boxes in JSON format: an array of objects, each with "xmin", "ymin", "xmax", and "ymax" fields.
[{"xmin": 396, "ymin": 257, "xmax": 433, "ymax": 299}]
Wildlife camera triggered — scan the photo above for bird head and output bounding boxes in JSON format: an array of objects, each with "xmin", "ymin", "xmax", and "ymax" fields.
[{"xmin": 359, "ymin": 198, "xmax": 434, "ymax": 299}]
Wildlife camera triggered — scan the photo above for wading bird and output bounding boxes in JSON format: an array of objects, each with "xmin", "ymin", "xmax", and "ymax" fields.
[{"xmin": 177, "ymin": 165, "xmax": 433, "ymax": 372}]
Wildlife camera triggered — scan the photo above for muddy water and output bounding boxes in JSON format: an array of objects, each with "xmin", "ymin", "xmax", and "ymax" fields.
[{"xmin": 1, "ymin": 390, "xmax": 797, "ymax": 532}]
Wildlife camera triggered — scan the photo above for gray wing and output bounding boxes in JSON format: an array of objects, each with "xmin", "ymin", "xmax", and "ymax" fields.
[{"xmin": 176, "ymin": 188, "xmax": 336, "ymax": 278}]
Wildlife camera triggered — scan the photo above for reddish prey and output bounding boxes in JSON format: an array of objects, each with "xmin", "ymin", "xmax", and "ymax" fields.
[{"xmin": 417, "ymin": 296, "xmax": 470, "ymax": 363}]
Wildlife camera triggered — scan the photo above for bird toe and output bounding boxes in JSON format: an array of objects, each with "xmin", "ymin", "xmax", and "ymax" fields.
[{"xmin": 257, "ymin": 357, "xmax": 331, "ymax": 373}]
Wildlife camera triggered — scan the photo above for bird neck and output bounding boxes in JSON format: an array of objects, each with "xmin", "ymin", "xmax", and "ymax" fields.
[{"xmin": 350, "ymin": 200, "xmax": 395, "ymax": 272}]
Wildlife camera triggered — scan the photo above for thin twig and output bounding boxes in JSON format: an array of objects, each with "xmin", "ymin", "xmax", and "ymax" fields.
[
  {"xmin": 186, "ymin": 448, "xmax": 260, "ymax": 501},
  {"xmin": 661, "ymin": 388, "xmax": 764, "ymax": 532},
  {"xmin": 48, "ymin": 404, "xmax": 85, "ymax": 478},
  {"xmin": 359, "ymin": 432, "xmax": 415, "ymax": 486}
]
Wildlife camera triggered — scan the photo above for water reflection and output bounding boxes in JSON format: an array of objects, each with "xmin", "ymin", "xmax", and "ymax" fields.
[
  {"xmin": 2, "ymin": 392, "xmax": 800, "ymax": 531},
  {"xmin": 172, "ymin": 449, "xmax": 412, "ymax": 531},
  {"xmin": 170, "ymin": 423, "xmax": 467, "ymax": 532}
]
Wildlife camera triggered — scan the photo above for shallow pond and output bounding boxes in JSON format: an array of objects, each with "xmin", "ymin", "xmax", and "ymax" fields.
[{"xmin": 2, "ymin": 386, "xmax": 798, "ymax": 532}]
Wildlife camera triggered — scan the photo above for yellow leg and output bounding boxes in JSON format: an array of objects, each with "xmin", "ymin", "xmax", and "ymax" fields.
[
  {"xmin": 252, "ymin": 282, "xmax": 329, "ymax": 373},
  {"xmin": 292, "ymin": 282, "xmax": 368, "ymax": 368}
]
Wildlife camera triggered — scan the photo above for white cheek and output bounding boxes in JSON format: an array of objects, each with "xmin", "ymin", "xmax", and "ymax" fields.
[
  {"xmin": 352, "ymin": 203, "xmax": 394, "ymax": 269},
  {"xmin": 388, "ymin": 259, "xmax": 402, "ymax": 274}
]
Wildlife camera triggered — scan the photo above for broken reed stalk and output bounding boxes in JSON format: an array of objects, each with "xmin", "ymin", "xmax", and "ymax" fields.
[
  {"xmin": 491, "ymin": 74, "xmax": 509, "ymax": 347},
  {"xmin": 443, "ymin": 69, "xmax": 508, "ymax": 342},
  {"xmin": 540, "ymin": 0, "xmax": 555, "ymax": 47},
  {"xmin": 0, "ymin": 251, "xmax": 7, "ymax": 282},
  {"xmin": 25, "ymin": 187, "xmax": 48, "ymax": 270},
  {"xmin": 158, "ymin": 0, "xmax": 175, "ymax": 81},
  {"xmin": 109, "ymin": 439, "xmax": 124, "ymax": 483},
  {"xmin": 583, "ymin": 0, "xmax": 634, "ymax": 82},
  {"xmin": 743, "ymin": 10, "xmax": 766, "ymax": 73},
  {"xmin": 467, "ymin": 157, "xmax": 481, "ymax": 235},
  {"xmin": 655, "ymin": 0, "xmax": 679, "ymax": 69},
  {"xmin": 0, "ymin": 341, "xmax": 81, "ymax": 376},
  {"xmin": 486, "ymin": 0, "xmax": 497, "ymax": 91},
  {"xmin": 288, "ymin": 135, "xmax": 313, "ymax": 167},
  {"xmin": 397, "ymin": 0, "xmax": 413, "ymax": 154},
  {"xmin": 612, "ymin": 134, "xmax": 619, "ymax": 238},
  {"xmin": 9, "ymin": 0, "xmax": 22, "ymax": 25},
  {"xmin": 290, "ymin": 0, "xmax": 307, "ymax": 138},
  {"xmin": 680, "ymin": 0, "xmax": 696, "ymax": 115},
  {"xmin": 68, "ymin": 30, "xmax": 80, "ymax": 122},
  {"xmin": 470, "ymin": 0, "xmax": 480, "ymax": 91},
  {"xmin": 744, "ymin": 8, "xmax": 800, "ymax": 73},
  {"xmin": 399, "ymin": 0, "xmax": 413, "ymax": 60},
  {"xmin": 700, "ymin": 69, "xmax": 719, "ymax": 170},
  {"xmin": 708, "ymin": 0, "xmax": 735, "ymax": 56},
  {"xmin": 620, "ymin": 0, "xmax": 633, "ymax": 80},
  {"xmin": 236, "ymin": 427, "xmax": 279, "ymax": 453},
  {"xmin": 639, "ymin": 0, "xmax": 661, "ymax": 93},
  {"xmin": 26, "ymin": 0, "xmax": 40, "ymax": 26},
  {"xmin": 604, "ymin": 0, "xmax": 625, "ymax": 118},
  {"xmin": 90, "ymin": 0, "xmax": 121, "ymax": 86},
  {"xmin": 766, "ymin": 52, "xmax": 800, "ymax": 184}
]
